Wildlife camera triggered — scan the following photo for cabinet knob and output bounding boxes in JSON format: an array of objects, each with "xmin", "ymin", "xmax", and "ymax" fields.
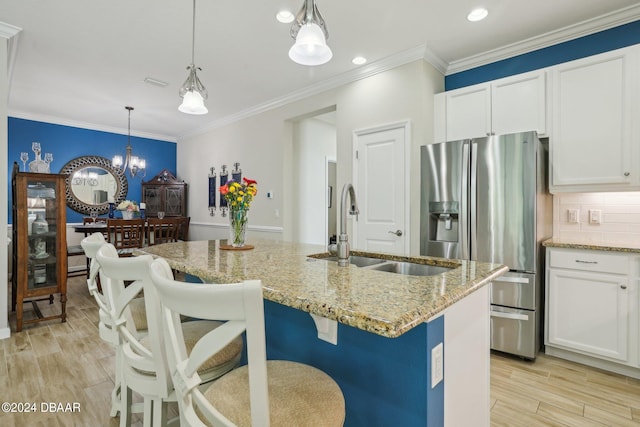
[
  {"xmin": 621, "ymin": 285, "xmax": 627, "ymax": 290},
  {"xmin": 624, "ymin": 172, "xmax": 630, "ymax": 177}
]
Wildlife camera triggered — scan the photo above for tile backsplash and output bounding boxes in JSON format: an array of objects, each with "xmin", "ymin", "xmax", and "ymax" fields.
[{"xmin": 554, "ymin": 192, "xmax": 640, "ymax": 245}]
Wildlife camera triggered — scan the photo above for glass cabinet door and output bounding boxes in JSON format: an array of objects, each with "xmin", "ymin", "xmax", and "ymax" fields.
[{"xmin": 26, "ymin": 180, "xmax": 59, "ymax": 289}]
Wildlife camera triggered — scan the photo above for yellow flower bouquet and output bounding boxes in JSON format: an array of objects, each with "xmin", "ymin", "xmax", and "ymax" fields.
[{"xmin": 220, "ymin": 178, "xmax": 258, "ymax": 246}]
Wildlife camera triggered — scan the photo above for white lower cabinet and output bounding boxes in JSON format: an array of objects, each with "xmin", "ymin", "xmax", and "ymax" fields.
[{"xmin": 545, "ymin": 247, "xmax": 639, "ymax": 376}]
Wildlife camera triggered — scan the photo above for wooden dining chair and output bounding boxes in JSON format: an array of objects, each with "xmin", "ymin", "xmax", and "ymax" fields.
[
  {"xmin": 107, "ymin": 218, "xmax": 145, "ymax": 256},
  {"xmin": 96, "ymin": 245, "xmax": 244, "ymax": 427},
  {"xmin": 149, "ymin": 257, "xmax": 346, "ymax": 427},
  {"xmin": 145, "ymin": 217, "xmax": 181, "ymax": 246},
  {"xmin": 177, "ymin": 216, "xmax": 190, "ymax": 241}
]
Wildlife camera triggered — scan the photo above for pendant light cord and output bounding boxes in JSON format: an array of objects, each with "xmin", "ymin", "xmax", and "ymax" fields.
[
  {"xmin": 127, "ymin": 106, "xmax": 132, "ymax": 146},
  {"xmin": 191, "ymin": 0, "xmax": 196, "ymax": 65}
]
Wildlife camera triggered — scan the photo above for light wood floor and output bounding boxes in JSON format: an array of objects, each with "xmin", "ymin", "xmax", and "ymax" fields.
[
  {"xmin": 491, "ymin": 351, "xmax": 640, "ymax": 426},
  {"xmin": 3, "ymin": 276, "xmax": 640, "ymax": 426}
]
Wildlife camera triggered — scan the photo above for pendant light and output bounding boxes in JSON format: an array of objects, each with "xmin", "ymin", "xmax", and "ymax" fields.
[
  {"xmin": 179, "ymin": 0, "xmax": 208, "ymax": 115},
  {"xmin": 112, "ymin": 106, "xmax": 146, "ymax": 178},
  {"xmin": 289, "ymin": 0, "xmax": 332, "ymax": 66}
]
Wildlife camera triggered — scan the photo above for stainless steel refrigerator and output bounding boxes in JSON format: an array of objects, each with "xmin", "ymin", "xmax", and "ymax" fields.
[{"xmin": 420, "ymin": 131, "xmax": 552, "ymax": 359}]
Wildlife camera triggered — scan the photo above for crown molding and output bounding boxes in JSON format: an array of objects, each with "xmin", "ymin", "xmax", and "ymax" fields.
[
  {"xmin": 446, "ymin": 4, "xmax": 640, "ymax": 75},
  {"xmin": 8, "ymin": 109, "xmax": 177, "ymax": 143},
  {"xmin": 0, "ymin": 22, "xmax": 23, "ymax": 98},
  {"xmin": 0, "ymin": 22, "xmax": 21, "ymax": 39},
  {"xmin": 179, "ymin": 45, "xmax": 431, "ymax": 140},
  {"xmin": 423, "ymin": 46, "xmax": 448, "ymax": 75}
]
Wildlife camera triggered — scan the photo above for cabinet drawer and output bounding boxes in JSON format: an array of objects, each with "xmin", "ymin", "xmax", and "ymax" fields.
[{"xmin": 549, "ymin": 248, "xmax": 628, "ymax": 274}]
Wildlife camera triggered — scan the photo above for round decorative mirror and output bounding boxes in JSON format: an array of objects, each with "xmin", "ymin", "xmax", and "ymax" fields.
[{"xmin": 60, "ymin": 156, "xmax": 128, "ymax": 214}]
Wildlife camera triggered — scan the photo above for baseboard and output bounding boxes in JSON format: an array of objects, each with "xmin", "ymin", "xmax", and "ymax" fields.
[
  {"xmin": 545, "ymin": 346, "xmax": 640, "ymax": 379},
  {"xmin": 0, "ymin": 327, "xmax": 11, "ymax": 340}
]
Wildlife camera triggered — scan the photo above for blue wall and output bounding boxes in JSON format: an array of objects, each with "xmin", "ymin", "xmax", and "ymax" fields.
[
  {"xmin": 8, "ymin": 117, "xmax": 177, "ymax": 223},
  {"xmin": 446, "ymin": 20, "xmax": 640, "ymax": 90}
]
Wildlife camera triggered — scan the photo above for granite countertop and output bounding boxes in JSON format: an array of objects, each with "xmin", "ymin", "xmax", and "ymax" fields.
[
  {"xmin": 136, "ymin": 239, "xmax": 507, "ymax": 338},
  {"xmin": 543, "ymin": 238, "xmax": 640, "ymax": 254}
]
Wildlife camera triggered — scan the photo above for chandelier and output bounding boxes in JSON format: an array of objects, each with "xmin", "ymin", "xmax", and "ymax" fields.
[
  {"xmin": 112, "ymin": 106, "xmax": 146, "ymax": 178},
  {"xmin": 179, "ymin": 0, "xmax": 208, "ymax": 114},
  {"xmin": 289, "ymin": 0, "xmax": 332, "ymax": 66}
]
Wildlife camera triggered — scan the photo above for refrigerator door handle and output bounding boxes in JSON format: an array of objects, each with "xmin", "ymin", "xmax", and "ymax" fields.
[
  {"xmin": 460, "ymin": 141, "xmax": 470, "ymax": 260},
  {"xmin": 490, "ymin": 310, "xmax": 529, "ymax": 321},
  {"xmin": 470, "ymin": 140, "xmax": 478, "ymax": 260},
  {"xmin": 493, "ymin": 276, "xmax": 530, "ymax": 284}
]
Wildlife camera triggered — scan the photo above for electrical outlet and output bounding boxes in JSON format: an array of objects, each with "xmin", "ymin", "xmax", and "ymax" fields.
[
  {"xmin": 567, "ymin": 209, "xmax": 579, "ymax": 224},
  {"xmin": 589, "ymin": 209, "xmax": 602, "ymax": 224},
  {"xmin": 431, "ymin": 342, "xmax": 443, "ymax": 388}
]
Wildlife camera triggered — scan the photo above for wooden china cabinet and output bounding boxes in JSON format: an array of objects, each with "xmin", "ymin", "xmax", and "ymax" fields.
[
  {"xmin": 141, "ymin": 169, "xmax": 187, "ymax": 217},
  {"xmin": 11, "ymin": 163, "xmax": 67, "ymax": 332}
]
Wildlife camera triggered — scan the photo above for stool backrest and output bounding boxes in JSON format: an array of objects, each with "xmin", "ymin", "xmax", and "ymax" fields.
[
  {"xmin": 150, "ymin": 258, "xmax": 268, "ymax": 426},
  {"xmin": 80, "ymin": 232, "xmax": 106, "ymax": 297}
]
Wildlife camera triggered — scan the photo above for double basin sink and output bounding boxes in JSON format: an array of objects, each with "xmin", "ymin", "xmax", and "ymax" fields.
[{"xmin": 310, "ymin": 253, "xmax": 453, "ymax": 277}]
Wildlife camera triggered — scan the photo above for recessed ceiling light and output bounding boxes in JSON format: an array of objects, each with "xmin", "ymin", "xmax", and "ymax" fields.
[
  {"xmin": 276, "ymin": 10, "xmax": 294, "ymax": 23},
  {"xmin": 467, "ymin": 8, "xmax": 488, "ymax": 22},
  {"xmin": 352, "ymin": 56, "xmax": 367, "ymax": 65}
]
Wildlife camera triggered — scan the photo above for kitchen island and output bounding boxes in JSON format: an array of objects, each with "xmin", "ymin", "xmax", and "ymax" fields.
[{"xmin": 137, "ymin": 239, "xmax": 507, "ymax": 426}]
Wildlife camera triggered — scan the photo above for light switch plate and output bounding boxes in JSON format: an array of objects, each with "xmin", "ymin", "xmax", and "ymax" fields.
[
  {"xmin": 589, "ymin": 209, "xmax": 602, "ymax": 224},
  {"xmin": 567, "ymin": 209, "xmax": 579, "ymax": 224}
]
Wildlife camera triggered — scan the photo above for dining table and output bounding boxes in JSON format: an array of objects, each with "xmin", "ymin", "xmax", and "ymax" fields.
[{"xmin": 73, "ymin": 222, "xmax": 108, "ymax": 236}]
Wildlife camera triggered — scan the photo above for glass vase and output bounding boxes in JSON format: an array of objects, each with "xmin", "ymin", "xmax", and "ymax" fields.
[{"xmin": 228, "ymin": 209, "xmax": 248, "ymax": 247}]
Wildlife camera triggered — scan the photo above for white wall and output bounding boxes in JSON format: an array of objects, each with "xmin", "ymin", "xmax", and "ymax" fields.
[
  {"xmin": 554, "ymin": 192, "xmax": 640, "ymax": 246},
  {"xmin": 177, "ymin": 60, "xmax": 444, "ymax": 254},
  {"xmin": 293, "ymin": 117, "xmax": 336, "ymax": 245}
]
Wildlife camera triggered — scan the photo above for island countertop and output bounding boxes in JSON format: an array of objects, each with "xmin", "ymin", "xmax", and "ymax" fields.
[{"xmin": 136, "ymin": 239, "xmax": 507, "ymax": 338}]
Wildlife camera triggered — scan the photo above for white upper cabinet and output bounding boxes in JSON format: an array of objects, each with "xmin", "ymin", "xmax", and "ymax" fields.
[
  {"xmin": 491, "ymin": 71, "xmax": 547, "ymax": 136},
  {"xmin": 444, "ymin": 83, "xmax": 491, "ymax": 141},
  {"xmin": 549, "ymin": 45, "xmax": 640, "ymax": 192},
  {"xmin": 436, "ymin": 70, "xmax": 546, "ymax": 142},
  {"xmin": 433, "ymin": 92, "xmax": 446, "ymax": 144}
]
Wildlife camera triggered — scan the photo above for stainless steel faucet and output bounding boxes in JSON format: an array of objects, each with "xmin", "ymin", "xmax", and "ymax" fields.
[{"xmin": 329, "ymin": 183, "xmax": 359, "ymax": 266}]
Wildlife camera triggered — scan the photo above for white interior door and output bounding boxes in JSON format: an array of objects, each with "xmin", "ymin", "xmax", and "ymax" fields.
[{"xmin": 354, "ymin": 122, "xmax": 409, "ymax": 255}]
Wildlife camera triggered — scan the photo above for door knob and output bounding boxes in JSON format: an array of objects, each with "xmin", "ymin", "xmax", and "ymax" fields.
[{"xmin": 388, "ymin": 230, "xmax": 403, "ymax": 236}]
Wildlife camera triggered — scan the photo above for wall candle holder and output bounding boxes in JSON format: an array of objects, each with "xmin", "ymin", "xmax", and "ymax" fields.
[
  {"xmin": 219, "ymin": 165, "xmax": 228, "ymax": 217},
  {"xmin": 208, "ymin": 167, "xmax": 216, "ymax": 216},
  {"xmin": 232, "ymin": 162, "xmax": 242, "ymax": 182}
]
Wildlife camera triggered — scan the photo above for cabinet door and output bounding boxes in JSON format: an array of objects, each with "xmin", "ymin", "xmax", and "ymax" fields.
[
  {"xmin": 491, "ymin": 70, "xmax": 546, "ymax": 136},
  {"xmin": 547, "ymin": 269, "xmax": 629, "ymax": 362},
  {"xmin": 550, "ymin": 48, "xmax": 634, "ymax": 190},
  {"xmin": 445, "ymin": 83, "xmax": 490, "ymax": 140},
  {"xmin": 433, "ymin": 92, "xmax": 446, "ymax": 143},
  {"xmin": 165, "ymin": 186, "xmax": 185, "ymax": 216},
  {"xmin": 143, "ymin": 186, "xmax": 163, "ymax": 216}
]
